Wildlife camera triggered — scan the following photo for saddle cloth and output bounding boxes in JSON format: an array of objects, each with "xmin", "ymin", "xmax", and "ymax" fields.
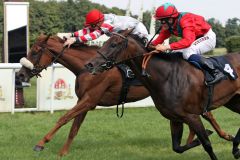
[{"xmin": 205, "ymin": 56, "xmax": 238, "ymax": 81}]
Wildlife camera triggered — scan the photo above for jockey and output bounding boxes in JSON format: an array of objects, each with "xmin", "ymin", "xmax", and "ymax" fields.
[
  {"xmin": 150, "ymin": 2, "xmax": 224, "ymax": 85},
  {"xmin": 58, "ymin": 9, "xmax": 149, "ymax": 47}
]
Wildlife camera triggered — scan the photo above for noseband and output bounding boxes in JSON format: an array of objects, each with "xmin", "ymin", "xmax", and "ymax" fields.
[{"xmin": 30, "ymin": 44, "xmax": 66, "ymax": 77}]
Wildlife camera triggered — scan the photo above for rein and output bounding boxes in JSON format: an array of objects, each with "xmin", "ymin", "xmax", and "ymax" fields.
[
  {"xmin": 31, "ymin": 43, "xmax": 67, "ymax": 77},
  {"xmin": 115, "ymin": 50, "xmax": 159, "ymax": 66},
  {"xmin": 97, "ymin": 32, "xmax": 159, "ymax": 69},
  {"xmin": 97, "ymin": 32, "xmax": 129, "ymax": 70},
  {"xmin": 146, "ymin": 25, "xmax": 162, "ymax": 50},
  {"xmin": 49, "ymin": 46, "xmax": 67, "ymax": 64}
]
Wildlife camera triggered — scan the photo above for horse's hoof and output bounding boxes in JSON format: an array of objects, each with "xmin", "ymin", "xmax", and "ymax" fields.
[
  {"xmin": 226, "ymin": 135, "xmax": 235, "ymax": 141},
  {"xmin": 58, "ymin": 149, "xmax": 68, "ymax": 157},
  {"xmin": 59, "ymin": 152, "xmax": 67, "ymax": 157},
  {"xmin": 206, "ymin": 129, "xmax": 214, "ymax": 136},
  {"xmin": 33, "ymin": 145, "xmax": 44, "ymax": 151},
  {"xmin": 233, "ymin": 149, "xmax": 240, "ymax": 159}
]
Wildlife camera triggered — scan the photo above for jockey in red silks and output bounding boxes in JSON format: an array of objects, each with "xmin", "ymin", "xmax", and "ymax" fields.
[
  {"xmin": 150, "ymin": 2, "xmax": 224, "ymax": 85},
  {"xmin": 58, "ymin": 9, "xmax": 149, "ymax": 47}
]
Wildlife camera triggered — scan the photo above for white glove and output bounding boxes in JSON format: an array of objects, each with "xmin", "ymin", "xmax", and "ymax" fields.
[
  {"xmin": 57, "ymin": 33, "xmax": 73, "ymax": 39},
  {"xmin": 63, "ymin": 37, "xmax": 77, "ymax": 48}
]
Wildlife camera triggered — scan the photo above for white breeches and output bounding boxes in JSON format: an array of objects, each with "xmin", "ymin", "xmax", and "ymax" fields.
[{"xmin": 173, "ymin": 28, "xmax": 216, "ymax": 60}]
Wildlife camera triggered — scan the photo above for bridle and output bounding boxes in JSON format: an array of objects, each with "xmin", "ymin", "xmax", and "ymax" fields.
[
  {"xmin": 30, "ymin": 42, "xmax": 66, "ymax": 77},
  {"xmin": 96, "ymin": 32, "xmax": 148, "ymax": 70},
  {"xmin": 97, "ymin": 32, "xmax": 129, "ymax": 70},
  {"xmin": 96, "ymin": 32, "xmax": 129, "ymax": 70}
]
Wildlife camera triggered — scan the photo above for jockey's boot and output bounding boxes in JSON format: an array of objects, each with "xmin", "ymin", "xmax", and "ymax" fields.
[{"xmin": 199, "ymin": 57, "xmax": 225, "ymax": 85}]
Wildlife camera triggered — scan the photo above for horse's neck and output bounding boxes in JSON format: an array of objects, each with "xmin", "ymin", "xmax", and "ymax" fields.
[
  {"xmin": 59, "ymin": 48, "xmax": 97, "ymax": 74},
  {"xmin": 48, "ymin": 39, "xmax": 97, "ymax": 75},
  {"xmin": 64, "ymin": 47, "xmax": 96, "ymax": 63}
]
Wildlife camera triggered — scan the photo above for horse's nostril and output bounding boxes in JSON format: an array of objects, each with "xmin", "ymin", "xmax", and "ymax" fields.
[{"xmin": 18, "ymin": 74, "xmax": 25, "ymax": 79}]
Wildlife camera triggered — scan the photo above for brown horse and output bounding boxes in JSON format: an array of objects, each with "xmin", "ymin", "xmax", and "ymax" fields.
[
  {"xmin": 16, "ymin": 34, "xmax": 233, "ymax": 157},
  {"xmin": 86, "ymin": 30, "xmax": 240, "ymax": 160}
]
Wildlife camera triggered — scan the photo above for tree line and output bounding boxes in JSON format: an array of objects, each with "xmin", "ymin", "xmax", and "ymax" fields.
[{"xmin": 0, "ymin": 0, "xmax": 240, "ymax": 62}]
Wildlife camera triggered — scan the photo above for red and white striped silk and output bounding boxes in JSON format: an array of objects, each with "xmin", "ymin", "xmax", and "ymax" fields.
[{"xmin": 73, "ymin": 22, "xmax": 113, "ymax": 42}]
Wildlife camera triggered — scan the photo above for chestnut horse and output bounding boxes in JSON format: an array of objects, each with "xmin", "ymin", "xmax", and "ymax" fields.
[
  {"xmin": 86, "ymin": 30, "xmax": 240, "ymax": 159},
  {"xmin": 16, "ymin": 35, "xmax": 233, "ymax": 157}
]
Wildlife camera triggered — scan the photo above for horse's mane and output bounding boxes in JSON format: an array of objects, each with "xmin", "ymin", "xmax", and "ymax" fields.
[
  {"xmin": 70, "ymin": 43, "xmax": 100, "ymax": 50},
  {"xmin": 51, "ymin": 35, "xmax": 65, "ymax": 43},
  {"xmin": 50, "ymin": 35, "xmax": 100, "ymax": 50},
  {"xmin": 129, "ymin": 34, "xmax": 148, "ymax": 49},
  {"xmin": 126, "ymin": 32, "xmax": 184, "ymax": 63},
  {"xmin": 154, "ymin": 52, "xmax": 184, "ymax": 62}
]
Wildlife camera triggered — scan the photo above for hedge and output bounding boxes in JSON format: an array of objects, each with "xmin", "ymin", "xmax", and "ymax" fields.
[{"xmin": 225, "ymin": 35, "xmax": 240, "ymax": 53}]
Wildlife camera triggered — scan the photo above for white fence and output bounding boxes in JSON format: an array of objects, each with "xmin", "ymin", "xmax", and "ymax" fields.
[
  {"xmin": 0, "ymin": 63, "xmax": 20, "ymax": 114},
  {"xmin": 0, "ymin": 63, "xmax": 154, "ymax": 114}
]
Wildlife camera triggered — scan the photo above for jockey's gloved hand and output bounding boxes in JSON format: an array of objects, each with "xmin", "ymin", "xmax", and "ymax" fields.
[
  {"xmin": 146, "ymin": 44, "xmax": 156, "ymax": 51},
  {"xmin": 155, "ymin": 44, "xmax": 171, "ymax": 52},
  {"xmin": 57, "ymin": 33, "xmax": 74, "ymax": 40},
  {"xmin": 63, "ymin": 37, "xmax": 77, "ymax": 48}
]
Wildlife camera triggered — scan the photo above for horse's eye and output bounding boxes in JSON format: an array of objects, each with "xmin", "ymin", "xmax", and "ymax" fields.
[
  {"xmin": 32, "ymin": 51, "xmax": 37, "ymax": 54},
  {"xmin": 31, "ymin": 51, "xmax": 39, "ymax": 57},
  {"xmin": 111, "ymin": 43, "xmax": 117, "ymax": 48}
]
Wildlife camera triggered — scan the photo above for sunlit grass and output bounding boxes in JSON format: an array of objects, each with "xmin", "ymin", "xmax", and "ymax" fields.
[
  {"xmin": 0, "ymin": 107, "xmax": 238, "ymax": 160},
  {"xmin": 12, "ymin": 47, "xmax": 238, "ymax": 159},
  {"xmin": 23, "ymin": 77, "xmax": 37, "ymax": 108},
  {"xmin": 213, "ymin": 48, "xmax": 227, "ymax": 56}
]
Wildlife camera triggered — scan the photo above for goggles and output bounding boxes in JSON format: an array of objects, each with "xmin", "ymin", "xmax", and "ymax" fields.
[
  {"xmin": 159, "ymin": 18, "xmax": 169, "ymax": 25},
  {"xmin": 89, "ymin": 23, "xmax": 97, "ymax": 28}
]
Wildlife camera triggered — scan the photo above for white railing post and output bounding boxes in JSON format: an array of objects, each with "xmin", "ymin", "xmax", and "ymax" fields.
[
  {"xmin": 50, "ymin": 65, "xmax": 55, "ymax": 114},
  {"xmin": 11, "ymin": 68, "xmax": 15, "ymax": 114}
]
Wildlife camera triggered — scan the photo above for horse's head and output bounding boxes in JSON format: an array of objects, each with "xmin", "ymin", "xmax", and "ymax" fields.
[
  {"xmin": 16, "ymin": 34, "xmax": 64, "ymax": 83},
  {"xmin": 85, "ymin": 28, "xmax": 146, "ymax": 74}
]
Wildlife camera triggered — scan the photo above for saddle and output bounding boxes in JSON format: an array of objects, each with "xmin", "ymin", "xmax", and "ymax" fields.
[
  {"xmin": 191, "ymin": 55, "xmax": 238, "ymax": 113},
  {"xmin": 116, "ymin": 64, "xmax": 142, "ymax": 104},
  {"xmin": 191, "ymin": 56, "xmax": 238, "ymax": 82}
]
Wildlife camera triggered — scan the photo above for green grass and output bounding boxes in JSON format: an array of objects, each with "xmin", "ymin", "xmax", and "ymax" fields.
[
  {"xmin": 205, "ymin": 48, "xmax": 227, "ymax": 56},
  {"xmin": 213, "ymin": 48, "xmax": 227, "ymax": 56},
  {"xmin": 0, "ymin": 107, "xmax": 238, "ymax": 160},
  {"xmin": 23, "ymin": 77, "xmax": 37, "ymax": 108},
  {"xmin": 13, "ymin": 47, "xmax": 236, "ymax": 159}
]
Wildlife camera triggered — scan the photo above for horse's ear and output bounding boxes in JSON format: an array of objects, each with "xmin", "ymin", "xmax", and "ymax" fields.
[
  {"xmin": 123, "ymin": 28, "xmax": 135, "ymax": 36},
  {"xmin": 107, "ymin": 31, "xmax": 113, "ymax": 37},
  {"xmin": 45, "ymin": 34, "xmax": 52, "ymax": 42}
]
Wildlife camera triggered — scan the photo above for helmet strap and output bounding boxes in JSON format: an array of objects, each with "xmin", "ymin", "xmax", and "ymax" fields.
[{"xmin": 167, "ymin": 17, "xmax": 177, "ymax": 29}]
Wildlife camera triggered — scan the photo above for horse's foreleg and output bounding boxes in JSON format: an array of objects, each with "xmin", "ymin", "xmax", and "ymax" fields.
[
  {"xmin": 58, "ymin": 111, "xmax": 88, "ymax": 157},
  {"xmin": 202, "ymin": 111, "xmax": 234, "ymax": 141},
  {"xmin": 186, "ymin": 126, "xmax": 213, "ymax": 145},
  {"xmin": 186, "ymin": 126, "xmax": 195, "ymax": 144},
  {"xmin": 170, "ymin": 121, "xmax": 202, "ymax": 153},
  {"xmin": 34, "ymin": 95, "xmax": 94, "ymax": 151},
  {"xmin": 185, "ymin": 114, "xmax": 217, "ymax": 160},
  {"xmin": 233, "ymin": 128, "xmax": 240, "ymax": 159}
]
